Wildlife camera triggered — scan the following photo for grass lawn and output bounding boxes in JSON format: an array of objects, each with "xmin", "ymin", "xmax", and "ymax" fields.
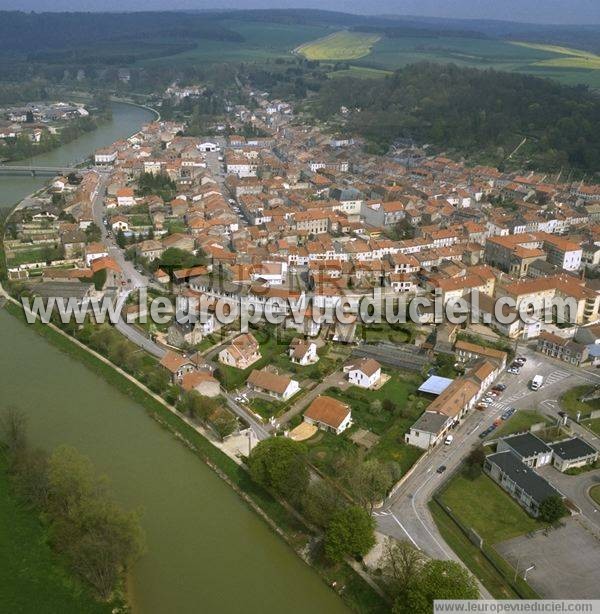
[
  {"xmin": 429, "ymin": 500, "xmax": 519, "ymax": 599},
  {"xmin": 248, "ymin": 397, "xmax": 280, "ymax": 421},
  {"xmin": 307, "ymin": 371, "xmax": 426, "ymax": 481},
  {"xmin": 355, "ymin": 321, "xmax": 415, "ymax": 344},
  {"xmin": 583, "ymin": 417, "xmax": 600, "ymax": 436},
  {"xmin": 7, "ymin": 246, "xmax": 62, "ymax": 266},
  {"xmin": 491, "ymin": 410, "xmax": 550, "ymax": 439},
  {"xmin": 0, "ymin": 457, "xmax": 111, "ymax": 614},
  {"xmin": 560, "ymin": 386, "xmax": 600, "ymax": 419},
  {"xmin": 327, "ymin": 372, "xmax": 426, "ymax": 437},
  {"xmin": 590, "ymin": 485, "xmax": 600, "ymax": 506},
  {"xmin": 439, "ymin": 468, "xmax": 544, "ymax": 544},
  {"xmin": 296, "ymin": 30, "xmax": 381, "ymax": 61}
]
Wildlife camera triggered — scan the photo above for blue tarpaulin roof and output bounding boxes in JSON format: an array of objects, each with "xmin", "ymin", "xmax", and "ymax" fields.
[{"xmin": 418, "ymin": 375, "xmax": 454, "ymax": 395}]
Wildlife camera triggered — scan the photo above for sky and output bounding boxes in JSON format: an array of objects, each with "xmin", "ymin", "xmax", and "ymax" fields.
[{"xmin": 0, "ymin": 0, "xmax": 598, "ymax": 26}]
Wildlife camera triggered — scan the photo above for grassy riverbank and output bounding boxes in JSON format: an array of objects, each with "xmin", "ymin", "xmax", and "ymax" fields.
[
  {"xmin": 0, "ymin": 455, "xmax": 112, "ymax": 613},
  {"xmin": 3, "ymin": 301, "xmax": 387, "ymax": 613}
]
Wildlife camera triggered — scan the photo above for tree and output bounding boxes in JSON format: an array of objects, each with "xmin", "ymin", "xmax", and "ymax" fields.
[
  {"xmin": 13, "ymin": 446, "xmax": 50, "ymax": 509},
  {"xmin": 85, "ymin": 222, "xmax": 101, "ymax": 243},
  {"xmin": 47, "ymin": 445, "xmax": 106, "ymax": 519},
  {"xmin": 57, "ymin": 497, "xmax": 144, "ymax": 600},
  {"xmin": 209, "ymin": 408, "xmax": 238, "ymax": 441},
  {"xmin": 325, "ymin": 505, "xmax": 375, "ymax": 562},
  {"xmin": 116, "ymin": 229, "xmax": 127, "ymax": 249},
  {"xmin": 379, "ymin": 537, "xmax": 424, "ymax": 596},
  {"xmin": 465, "ymin": 446, "xmax": 486, "ymax": 479},
  {"xmin": 350, "ymin": 459, "xmax": 393, "ymax": 513},
  {"xmin": 539, "ymin": 495, "xmax": 567, "ymax": 523},
  {"xmin": 394, "ymin": 560, "xmax": 479, "ymax": 614},
  {"xmin": 303, "ymin": 479, "xmax": 344, "ymax": 529},
  {"xmin": 248, "ymin": 437, "xmax": 309, "ymax": 503},
  {"xmin": 0, "ymin": 406, "xmax": 28, "ymax": 463}
]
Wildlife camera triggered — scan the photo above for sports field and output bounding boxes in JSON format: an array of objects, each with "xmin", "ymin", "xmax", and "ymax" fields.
[{"xmin": 296, "ymin": 30, "xmax": 381, "ymax": 61}]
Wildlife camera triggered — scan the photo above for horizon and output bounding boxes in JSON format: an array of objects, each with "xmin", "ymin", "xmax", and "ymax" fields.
[{"xmin": 0, "ymin": 1, "xmax": 599, "ymax": 27}]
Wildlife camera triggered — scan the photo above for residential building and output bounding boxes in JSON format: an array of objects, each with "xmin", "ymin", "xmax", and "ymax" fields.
[
  {"xmin": 218, "ymin": 333, "xmax": 261, "ymax": 370},
  {"xmin": 344, "ymin": 358, "xmax": 382, "ymax": 389},
  {"xmin": 303, "ymin": 395, "xmax": 352, "ymax": 435},
  {"xmin": 247, "ymin": 368, "xmax": 300, "ymax": 401}
]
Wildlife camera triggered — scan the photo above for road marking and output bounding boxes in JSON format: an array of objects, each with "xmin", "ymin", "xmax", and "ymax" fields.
[
  {"xmin": 410, "ymin": 474, "xmax": 452, "ymax": 559},
  {"xmin": 388, "ymin": 511, "xmax": 420, "ymax": 550}
]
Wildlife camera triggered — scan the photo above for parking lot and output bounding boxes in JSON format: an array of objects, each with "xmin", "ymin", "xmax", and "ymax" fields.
[{"xmin": 496, "ymin": 517, "xmax": 600, "ymax": 598}]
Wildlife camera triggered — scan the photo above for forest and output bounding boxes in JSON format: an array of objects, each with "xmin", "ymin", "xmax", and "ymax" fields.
[{"xmin": 314, "ymin": 62, "xmax": 600, "ymax": 173}]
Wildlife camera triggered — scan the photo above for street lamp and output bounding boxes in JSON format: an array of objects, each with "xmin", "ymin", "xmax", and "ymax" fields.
[{"xmin": 523, "ymin": 563, "xmax": 535, "ymax": 581}]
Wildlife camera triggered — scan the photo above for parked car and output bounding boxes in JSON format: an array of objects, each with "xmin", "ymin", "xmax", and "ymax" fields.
[
  {"xmin": 444, "ymin": 435, "xmax": 453, "ymax": 445},
  {"xmin": 492, "ymin": 384, "xmax": 507, "ymax": 392},
  {"xmin": 479, "ymin": 426, "xmax": 495, "ymax": 439},
  {"xmin": 501, "ymin": 407, "xmax": 516, "ymax": 420},
  {"xmin": 437, "ymin": 465, "xmax": 447, "ymax": 474}
]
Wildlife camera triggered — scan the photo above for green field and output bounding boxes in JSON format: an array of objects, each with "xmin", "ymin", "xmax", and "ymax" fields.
[
  {"xmin": 439, "ymin": 469, "xmax": 543, "ymax": 544},
  {"xmin": 140, "ymin": 18, "xmax": 600, "ymax": 88},
  {"xmin": 590, "ymin": 485, "xmax": 600, "ymax": 506},
  {"xmin": 490, "ymin": 410, "xmax": 550, "ymax": 439},
  {"xmin": 348, "ymin": 35, "xmax": 600, "ymax": 88},
  {"xmin": 296, "ymin": 30, "xmax": 381, "ymax": 61},
  {"xmin": 142, "ymin": 20, "xmax": 331, "ymax": 66},
  {"xmin": 328, "ymin": 65, "xmax": 392, "ymax": 79}
]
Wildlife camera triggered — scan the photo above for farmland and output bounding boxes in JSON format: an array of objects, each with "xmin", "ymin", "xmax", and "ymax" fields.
[
  {"xmin": 353, "ymin": 35, "xmax": 600, "ymax": 87},
  {"xmin": 296, "ymin": 31, "xmax": 381, "ymax": 61}
]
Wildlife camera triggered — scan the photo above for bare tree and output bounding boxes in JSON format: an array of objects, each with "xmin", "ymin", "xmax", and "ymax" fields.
[
  {"xmin": 0, "ymin": 406, "xmax": 28, "ymax": 463},
  {"xmin": 379, "ymin": 537, "xmax": 425, "ymax": 596}
]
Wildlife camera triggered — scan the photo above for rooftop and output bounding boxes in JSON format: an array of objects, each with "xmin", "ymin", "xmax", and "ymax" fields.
[{"xmin": 486, "ymin": 451, "xmax": 560, "ymax": 503}]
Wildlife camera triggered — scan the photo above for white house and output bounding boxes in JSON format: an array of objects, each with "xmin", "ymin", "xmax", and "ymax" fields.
[
  {"xmin": 111, "ymin": 216, "xmax": 130, "ymax": 232},
  {"xmin": 198, "ymin": 142, "xmax": 219, "ymax": 152},
  {"xmin": 288, "ymin": 338, "xmax": 318, "ymax": 366},
  {"xmin": 94, "ymin": 148, "xmax": 117, "ymax": 165},
  {"xmin": 344, "ymin": 358, "xmax": 382, "ymax": 389},
  {"xmin": 116, "ymin": 188, "xmax": 135, "ymax": 207},
  {"xmin": 247, "ymin": 369, "xmax": 299, "ymax": 401}
]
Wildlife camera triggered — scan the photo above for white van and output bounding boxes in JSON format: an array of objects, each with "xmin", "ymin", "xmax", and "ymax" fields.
[
  {"xmin": 531, "ymin": 375, "xmax": 544, "ymax": 391},
  {"xmin": 444, "ymin": 435, "xmax": 454, "ymax": 445}
]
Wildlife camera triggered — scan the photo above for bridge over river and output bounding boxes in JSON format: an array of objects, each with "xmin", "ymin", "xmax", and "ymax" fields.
[{"xmin": 0, "ymin": 164, "xmax": 84, "ymax": 176}]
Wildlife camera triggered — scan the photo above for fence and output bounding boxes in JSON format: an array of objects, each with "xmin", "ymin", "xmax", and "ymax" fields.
[{"xmin": 432, "ymin": 467, "xmax": 540, "ymax": 600}]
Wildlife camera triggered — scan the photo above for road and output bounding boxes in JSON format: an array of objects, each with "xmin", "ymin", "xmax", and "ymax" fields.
[
  {"xmin": 91, "ymin": 174, "xmax": 166, "ymax": 358},
  {"xmin": 375, "ymin": 344, "xmax": 598, "ymax": 566}
]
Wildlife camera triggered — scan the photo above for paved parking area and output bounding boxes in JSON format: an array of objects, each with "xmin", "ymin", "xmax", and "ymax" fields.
[{"xmin": 496, "ymin": 517, "xmax": 600, "ymax": 598}]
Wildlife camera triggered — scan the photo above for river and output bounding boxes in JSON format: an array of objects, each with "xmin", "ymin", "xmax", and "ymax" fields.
[{"xmin": 0, "ymin": 103, "xmax": 348, "ymax": 614}]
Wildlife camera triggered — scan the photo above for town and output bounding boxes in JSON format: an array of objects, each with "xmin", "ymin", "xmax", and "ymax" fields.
[{"xmin": 3, "ymin": 77, "xmax": 600, "ymax": 609}]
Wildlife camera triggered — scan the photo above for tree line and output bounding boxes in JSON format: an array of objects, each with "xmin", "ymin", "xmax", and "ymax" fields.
[
  {"xmin": 0, "ymin": 407, "xmax": 144, "ymax": 602},
  {"xmin": 246, "ymin": 436, "xmax": 478, "ymax": 611}
]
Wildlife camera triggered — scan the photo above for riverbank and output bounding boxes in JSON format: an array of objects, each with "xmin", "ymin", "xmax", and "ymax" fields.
[
  {"xmin": 1, "ymin": 296, "xmax": 387, "ymax": 613},
  {"xmin": 0, "ymin": 102, "xmax": 156, "ymax": 211},
  {"xmin": 0, "ymin": 454, "xmax": 115, "ymax": 613}
]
